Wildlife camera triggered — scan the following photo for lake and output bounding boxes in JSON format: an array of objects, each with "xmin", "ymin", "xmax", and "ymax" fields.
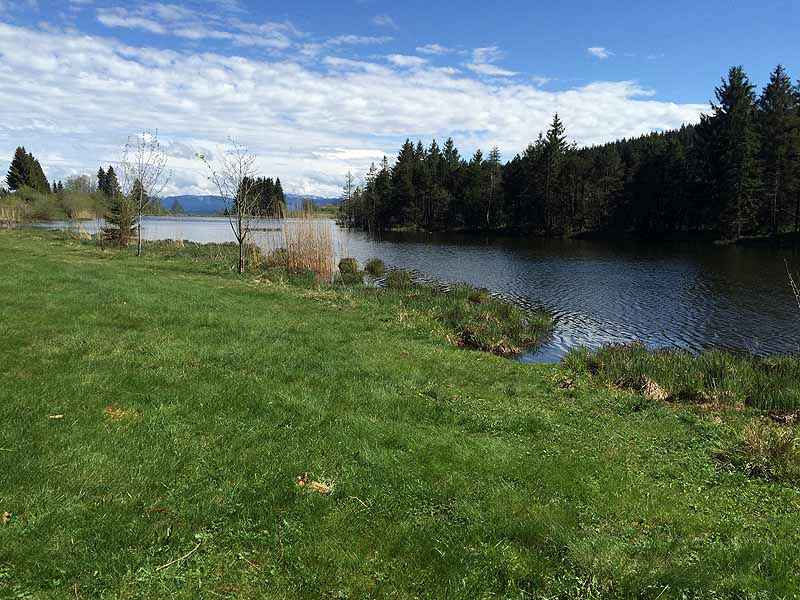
[{"xmin": 35, "ymin": 216, "xmax": 800, "ymax": 363}]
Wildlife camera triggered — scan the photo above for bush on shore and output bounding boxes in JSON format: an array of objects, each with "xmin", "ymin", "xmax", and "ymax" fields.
[
  {"xmin": 365, "ymin": 258, "xmax": 385, "ymax": 276},
  {"xmin": 338, "ymin": 257, "xmax": 358, "ymax": 274}
]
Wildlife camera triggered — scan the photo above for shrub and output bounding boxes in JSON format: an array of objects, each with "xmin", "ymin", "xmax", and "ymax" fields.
[
  {"xmin": 338, "ymin": 257, "xmax": 358, "ymax": 274},
  {"xmin": 365, "ymin": 258, "xmax": 385, "ymax": 276},
  {"xmin": 102, "ymin": 196, "xmax": 137, "ymax": 247},
  {"xmin": 386, "ymin": 270, "xmax": 414, "ymax": 289}
]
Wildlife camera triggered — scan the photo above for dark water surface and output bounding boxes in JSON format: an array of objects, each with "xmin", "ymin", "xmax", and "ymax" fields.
[{"xmin": 35, "ymin": 216, "xmax": 800, "ymax": 362}]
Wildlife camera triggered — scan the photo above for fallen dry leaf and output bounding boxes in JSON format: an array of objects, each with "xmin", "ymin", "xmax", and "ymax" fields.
[
  {"xmin": 48, "ymin": 414, "xmax": 64, "ymax": 420},
  {"xmin": 308, "ymin": 480, "xmax": 333, "ymax": 495},
  {"xmin": 2, "ymin": 512, "xmax": 10, "ymax": 525},
  {"xmin": 642, "ymin": 377, "xmax": 669, "ymax": 402},
  {"xmin": 295, "ymin": 473, "xmax": 333, "ymax": 495},
  {"xmin": 557, "ymin": 377, "xmax": 576, "ymax": 390},
  {"xmin": 103, "ymin": 406, "xmax": 133, "ymax": 420}
]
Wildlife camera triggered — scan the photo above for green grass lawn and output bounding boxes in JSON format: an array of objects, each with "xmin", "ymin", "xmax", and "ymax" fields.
[{"xmin": 1, "ymin": 230, "xmax": 799, "ymax": 599}]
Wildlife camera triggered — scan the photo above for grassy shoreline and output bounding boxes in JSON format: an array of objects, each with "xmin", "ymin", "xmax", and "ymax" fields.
[{"xmin": 2, "ymin": 230, "xmax": 800, "ymax": 598}]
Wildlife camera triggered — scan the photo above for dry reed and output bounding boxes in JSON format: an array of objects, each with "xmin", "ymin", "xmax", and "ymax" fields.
[
  {"xmin": 282, "ymin": 215, "xmax": 336, "ymax": 282},
  {"xmin": 788, "ymin": 260, "xmax": 800, "ymax": 312}
]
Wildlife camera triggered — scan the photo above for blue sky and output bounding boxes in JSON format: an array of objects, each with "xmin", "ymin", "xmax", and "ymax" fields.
[{"xmin": 0, "ymin": 0, "xmax": 797, "ymax": 195}]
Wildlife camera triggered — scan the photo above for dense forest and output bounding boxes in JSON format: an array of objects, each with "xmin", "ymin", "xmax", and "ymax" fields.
[{"xmin": 340, "ymin": 65, "xmax": 800, "ymax": 240}]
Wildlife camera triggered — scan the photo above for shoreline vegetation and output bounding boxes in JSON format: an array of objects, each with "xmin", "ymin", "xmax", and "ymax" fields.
[{"xmin": 2, "ymin": 229, "xmax": 800, "ymax": 597}]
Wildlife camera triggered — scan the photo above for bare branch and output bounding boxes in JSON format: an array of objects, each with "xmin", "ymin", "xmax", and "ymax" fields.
[
  {"xmin": 199, "ymin": 138, "xmax": 261, "ymax": 273},
  {"xmin": 120, "ymin": 130, "xmax": 171, "ymax": 256}
]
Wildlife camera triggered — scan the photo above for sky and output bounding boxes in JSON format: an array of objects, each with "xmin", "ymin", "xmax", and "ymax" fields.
[{"xmin": 0, "ymin": 0, "xmax": 798, "ymax": 197}]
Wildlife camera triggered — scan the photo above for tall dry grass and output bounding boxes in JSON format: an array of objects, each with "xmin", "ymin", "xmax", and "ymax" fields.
[
  {"xmin": 282, "ymin": 216, "xmax": 336, "ymax": 282},
  {"xmin": 788, "ymin": 261, "xmax": 800, "ymax": 313}
]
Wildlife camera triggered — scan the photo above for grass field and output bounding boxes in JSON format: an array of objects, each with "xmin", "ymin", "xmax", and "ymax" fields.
[{"xmin": 1, "ymin": 230, "xmax": 799, "ymax": 599}]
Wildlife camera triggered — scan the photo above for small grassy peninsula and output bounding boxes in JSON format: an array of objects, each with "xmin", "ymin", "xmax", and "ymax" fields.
[{"xmin": 2, "ymin": 230, "xmax": 800, "ymax": 599}]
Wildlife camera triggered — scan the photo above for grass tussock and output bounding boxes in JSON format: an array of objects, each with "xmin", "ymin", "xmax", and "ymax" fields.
[
  {"xmin": 338, "ymin": 257, "xmax": 358, "ymax": 274},
  {"xmin": 565, "ymin": 343, "xmax": 800, "ymax": 412},
  {"xmin": 386, "ymin": 269, "xmax": 414, "ymax": 289},
  {"xmin": 718, "ymin": 418, "xmax": 800, "ymax": 483},
  {"xmin": 365, "ymin": 258, "xmax": 385, "ymax": 276}
]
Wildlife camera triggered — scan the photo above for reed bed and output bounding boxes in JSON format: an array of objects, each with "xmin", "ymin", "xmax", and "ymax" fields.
[{"xmin": 282, "ymin": 216, "xmax": 336, "ymax": 282}]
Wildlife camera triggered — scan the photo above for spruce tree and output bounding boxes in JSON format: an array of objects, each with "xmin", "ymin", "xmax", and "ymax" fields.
[
  {"xmin": 273, "ymin": 177, "xmax": 286, "ymax": 217},
  {"xmin": 105, "ymin": 166, "xmax": 121, "ymax": 198},
  {"xmin": 97, "ymin": 167, "xmax": 107, "ymax": 196},
  {"xmin": 6, "ymin": 147, "xmax": 29, "ymax": 191},
  {"xmin": 757, "ymin": 65, "xmax": 798, "ymax": 235},
  {"xmin": 709, "ymin": 66, "xmax": 761, "ymax": 239}
]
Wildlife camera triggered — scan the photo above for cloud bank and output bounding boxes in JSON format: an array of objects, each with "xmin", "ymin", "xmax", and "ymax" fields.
[{"xmin": 0, "ymin": 23, "xmax": 705, "ymax": 196}]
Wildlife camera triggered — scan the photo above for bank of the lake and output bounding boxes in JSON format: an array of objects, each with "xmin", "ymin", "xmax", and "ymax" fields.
[
  {"xmin": 2, "ymin": 230, "xmax": 800, "ymax": 599},
  {"xmin": 30, "ymin": 215, "xmax": 800, "ymax": 363}
]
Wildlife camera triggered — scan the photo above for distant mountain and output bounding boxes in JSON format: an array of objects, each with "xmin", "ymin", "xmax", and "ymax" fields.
[
  {"xmin": 285, "ymin": 194, "xmax": 340, "ymax": 209},
  {"xmin": 161, "ymin": 195, "xmax": 225, "ymax": 214},
  {"xmin": 162, "ymin": 193, "xmax": 339, "ymax": 214}
]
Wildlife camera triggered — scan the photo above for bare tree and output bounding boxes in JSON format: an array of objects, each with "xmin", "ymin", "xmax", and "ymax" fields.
[
  {"xmin": 200, "ymin": 140, "xmax": 260, "ymax": 274},
  {"xmin": 788, "ymin": 260, "xmax": 800, "ymax": 313},
  {"xmin": 121, "ymin": 131, "xmax": 170, "ymax": 257}
]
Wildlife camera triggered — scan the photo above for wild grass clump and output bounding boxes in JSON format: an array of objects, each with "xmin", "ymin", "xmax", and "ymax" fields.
[
  {"xmin": 386, "ymin": 269, "xmax": 414, "ymax": 289},
  {"xmin": 365, "ymin": 258, "xmax": 385, "ymax": 276},
  {"xmin": 338, "ymin": 257, "xmax": 358, "ymax": 274},
  {"xmin": 335, "ymin": 271, "xmax": 364, "ymax": 285},
  {"xmin": 360, "ymin": 280, "xmax": 551, "ymax": 356},
  {"xmin": 719, "ymin": 419, "xmax": 800, "ymax": 483},
  {"xmin": 565, "ymin": 343, "xmax": 800, "ymax": 412},
  {"xmin": 440, "ymin": 285, "xmax": 551, "ymax": 355},
  {"xmin": 283, "ymin": 218, "xmax": 335, "ymax": 281},
  {"xmin": 467, "ymin": 287, "xmax": 491, "ymax": 304}
]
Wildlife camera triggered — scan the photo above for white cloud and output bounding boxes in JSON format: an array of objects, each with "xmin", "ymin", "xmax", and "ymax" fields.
[
  {"xmin": 466, "ymin": 46, "xmax": 516, "ymax": 77},
  {"xmin": 372, "ymin": 15, "xmax": 397, "ymax": 28},
  {"xmin": 0, "ymin": 23, "xmax": 705, "ymax": 197},
  {"xmin": 326, "ymin": 34, "xmax": 392, "ymax": 46},
  {"xmin": 416, "ymin": 43, "xmax": 451, "ymax": 55},
  {"xmin": 386, "ymin": 54, "xmax": 427, "ymax": 68},
  {"xmin": 588, "ymin": 47, "xmax": 612, "ymax": 59},
  {"xmin": 96, "ymin": 4, "xmax": 297, "ymax": 49}
]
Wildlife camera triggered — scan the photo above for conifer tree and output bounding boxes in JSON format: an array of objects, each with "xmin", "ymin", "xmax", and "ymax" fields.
[
  {"xmin": 273, "ymin": 177, "xmax": 286, "ymax": 217},
  {"xmin": 105, "ymin": 166, "xmax": 121, "ymax": 198},
  {"xmin": 758, "ymin": 65, "xmax": 798, "ymax": 234},
  {"xmin": 7, "ymin": 147, "xmax": 30, "ymax": 191},
  {"xmin": 97, "ymin": 167, "xmax": 107, "ymax": 195},
  {"xmin": 709, "ymin": 66, "xmax": 761, "ymax": 239}
]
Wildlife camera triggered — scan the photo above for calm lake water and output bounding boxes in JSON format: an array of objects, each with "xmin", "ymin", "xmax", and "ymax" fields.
[{"xmin": 36, "ymin": 216, "xmax": 800, "ymax": 363}]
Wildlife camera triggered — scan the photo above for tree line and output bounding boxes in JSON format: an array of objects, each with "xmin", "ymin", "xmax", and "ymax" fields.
[
  {"xmin": 341, "ymin": 65, "xmax": 800, "ymax": 241},
  {"xmin": 3, "ymin": 148, "xmax": 287, "ymax": 224}
]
